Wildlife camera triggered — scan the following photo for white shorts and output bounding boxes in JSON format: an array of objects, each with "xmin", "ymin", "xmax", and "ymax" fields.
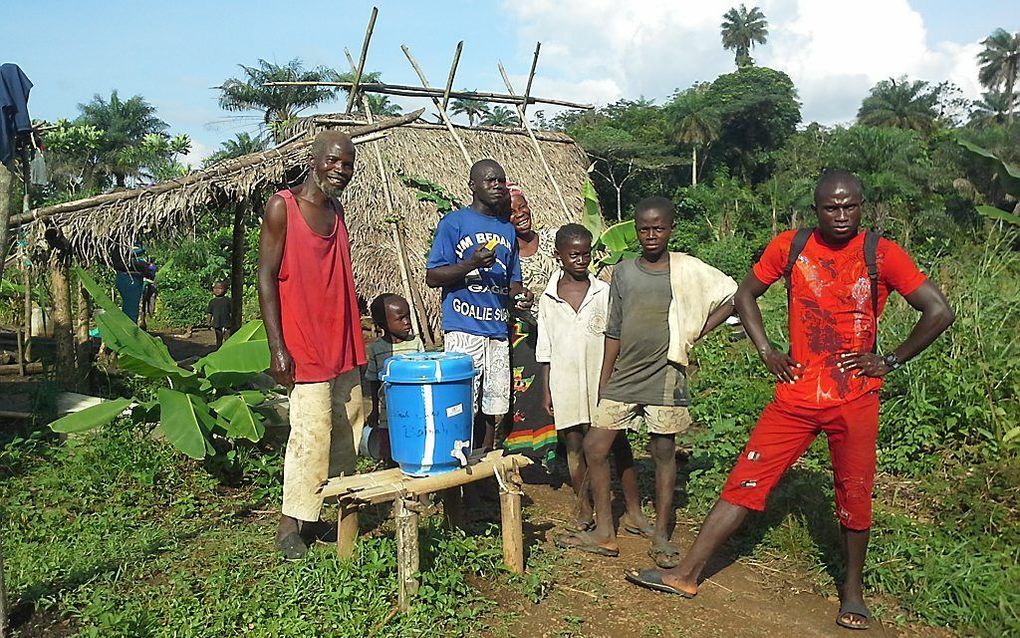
[{"xmin": 444, "ymin": 331, "xmax": 511, "ymax": 416}]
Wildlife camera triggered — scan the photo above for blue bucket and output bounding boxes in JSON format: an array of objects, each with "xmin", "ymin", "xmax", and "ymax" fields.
[{"xmin": 382, "ymin": 352, "xmax": 477, "ymax": 477}]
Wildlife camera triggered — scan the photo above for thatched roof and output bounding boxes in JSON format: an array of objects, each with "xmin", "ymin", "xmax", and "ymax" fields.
[{"xmin": 16, "ymin": 110, "xmax": 591, "ymax": 333}]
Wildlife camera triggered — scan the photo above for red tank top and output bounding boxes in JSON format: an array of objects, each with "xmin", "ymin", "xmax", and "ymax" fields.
[{"xmin": 277, "ymin": 189, "xmax": 366, "ymax": 382}]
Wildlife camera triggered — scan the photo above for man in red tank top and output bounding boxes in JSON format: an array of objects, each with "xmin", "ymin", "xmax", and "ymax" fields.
[
  {"xmin": 258, "ymin": 130, "xmax": 367, "ymax": 559},
  {"xmin": 625, "ymin": 171, "xmax": 955, "ymax": 631}
]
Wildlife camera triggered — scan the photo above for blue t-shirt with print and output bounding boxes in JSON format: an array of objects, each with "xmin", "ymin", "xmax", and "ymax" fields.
[{"xmin": 426, "ymin": 207, "xmax": 522, "ymax": 338}]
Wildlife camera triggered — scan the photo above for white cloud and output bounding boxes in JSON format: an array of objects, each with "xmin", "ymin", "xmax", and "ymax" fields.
[
  {"xmin": 182, "ymin": 139, "xmax": 213, "ymax": 169},
  {"xmin": 502, "ymin": 0, "xmax": 985, "ymax": 125}
]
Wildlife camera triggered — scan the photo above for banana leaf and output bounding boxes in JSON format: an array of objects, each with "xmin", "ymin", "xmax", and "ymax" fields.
[
  {"xmin": 581, "ymin": 175, "xmax": 606, "ymax": 238},
  {"xmin": 50, "ymin": 398, "xmax": 132, "ymax": 433},
  {"xmin": 158, "ymin": 388, "xmax": 215, "ymax": 459},
  {"xmin": 210, "ymin": 395, "xmax": 264, "ymax": 442},
  {"xmin": 194, "ymin": 321, "xmax": 270, "ymax": 387}
]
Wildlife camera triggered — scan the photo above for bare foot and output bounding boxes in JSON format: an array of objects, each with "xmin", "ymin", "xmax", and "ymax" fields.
[{"xmin": 659, "ymin": 567, "xmax": 699, "ymax": 597}]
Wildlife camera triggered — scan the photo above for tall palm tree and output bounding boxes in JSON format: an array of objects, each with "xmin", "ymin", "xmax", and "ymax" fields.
[
  {"xmin": 217, "ymin": 58, "xmax": 342, "ymax": 140},
  {"xmin": 667, "ymin": 87, "xmax": 720, "ymax": 186},
  {"xmin": 480, "ymin": 106, "xmax": 520, "ymax": 127},
  {"xmin": 449, "ymin": 93, "xmax": 491, "ymax": 126},
  {"xmin": 970, "ymin": 91, "xmax": 1017, "ymax": 128},
  {"xmin": 366, "ymin": 94, "xmax": 403, "ymax": 117},
  {"xmin": 977, "ymin": 29, "xmax": 1020, "ymax": 124},
  {"xmin": 76, "ymin": 90, "xmax": 169, "ymax": 188},
  {"xmin": 721, "ymin": 5, "xmax": 769, "ymax": 68},
  {"xmin": 857, "ymin": 77, "xmax": 939, "ymax": 133},
  {"xmin": 203, "ymin": 132, "xmax": 269, "ymax": 166}
]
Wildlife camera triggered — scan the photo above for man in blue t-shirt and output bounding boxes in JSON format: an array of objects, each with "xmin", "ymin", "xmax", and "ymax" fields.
[{"xmin": 426, "ymin": 159, "xmax": 533, "ymax": 450}]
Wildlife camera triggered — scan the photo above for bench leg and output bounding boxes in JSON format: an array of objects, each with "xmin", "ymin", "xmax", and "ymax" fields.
[
  {"xmin": 395, "ymin": 497, "xmax": 420, "ymax": 611},
  {"xmin": 336, "ymin": 505, "xmax": 359, "ymax": 560},
  {"xmin": 440, "ymin": 487, "xmax": 464, "ymax": 530},
  {"xmin": 498, "ymin": 467, "xmax": 524, "ymax": 574}
]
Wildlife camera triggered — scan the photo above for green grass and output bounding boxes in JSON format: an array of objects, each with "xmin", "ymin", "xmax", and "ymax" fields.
[{"xmin": 0, "ymin": 423, "xmax": 528, "ymax": 638}]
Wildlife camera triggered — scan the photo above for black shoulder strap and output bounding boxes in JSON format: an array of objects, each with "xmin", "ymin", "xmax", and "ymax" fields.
[
  {"xmin": 783, "ymin": 228, "xmax": 813, "ymax": 290},
  {"xmin": 864, "ymin": 229, "xmax": 881, "ymax": 352}
]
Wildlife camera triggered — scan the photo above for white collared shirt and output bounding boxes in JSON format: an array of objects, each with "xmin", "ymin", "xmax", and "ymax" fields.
[{"xmin": 536, "ymin": 271, "xmax": 610, "ymax": 429}]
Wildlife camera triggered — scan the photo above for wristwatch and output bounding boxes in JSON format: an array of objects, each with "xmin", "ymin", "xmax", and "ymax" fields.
[{"xmin": 882, "ymin": 352, "xmax": 903, "ymax": 371}]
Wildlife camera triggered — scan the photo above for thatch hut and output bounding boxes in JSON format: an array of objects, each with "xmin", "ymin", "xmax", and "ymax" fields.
[{"xmin": 12, "ymin": 111, "xmax": 591, "ymax": 339}]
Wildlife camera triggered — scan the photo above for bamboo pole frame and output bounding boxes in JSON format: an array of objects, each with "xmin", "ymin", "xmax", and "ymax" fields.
[
  {"xmin": 401, "ymin": 45, "xmax": 473, "ymax": 169},
  {"xmin": 521, "ymin": 42, "xmax": 541, "ymax": 119},
  {"xmin": 441, "ymin": 42, "xmax": 464, "ymax": 113},
  {"xmin": 345, "ymin": 7, "xmax": 379, "ymax": 115},
  {"xmin": 497, "ymin": 62, "xmax": 572, "ymax": 217},
  {"xmin": 263, "ymin": 81, "xmax": 594, "ymax": 111}
]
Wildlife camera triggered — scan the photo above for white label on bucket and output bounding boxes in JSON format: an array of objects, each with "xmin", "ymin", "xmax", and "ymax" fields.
[{"xmin": 446, "ymin": 403, "xmax": 464, "ymax": 418}]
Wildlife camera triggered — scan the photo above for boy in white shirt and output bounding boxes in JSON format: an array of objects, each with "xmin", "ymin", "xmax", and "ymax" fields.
[
  {"xmin": 539, "ymin": 224, "xmax": 647, "ymax": 538},
  {"xmin": 365, "ymin": 293, "xmax": 424, "ymax": 444}
]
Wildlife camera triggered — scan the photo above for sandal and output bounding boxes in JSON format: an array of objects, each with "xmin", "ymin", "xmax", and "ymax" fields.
[
  {"xmin": 624, "ymin": 568, "xmax": 696, "ymax": 598},
  {"xmin": 647, "ymin": 538, "xmax": 682, "ymax": 568},
  {"xmin": 275, "ymin": 531, "xmax": 308, "ymax": 560},
  {"xmin": 620, "ymin": 513, "xmax": 656, "ymax": 538},
  {"xmin": 836, "ymin": 599, "xmax": 871, "ymax": 630},
  {"xmin": 554, "ymin": 531, "xmax": 620, "ymax": 557}
]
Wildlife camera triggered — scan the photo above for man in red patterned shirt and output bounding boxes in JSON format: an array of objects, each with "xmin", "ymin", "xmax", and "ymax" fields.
[{"xmin": 625, "ymin": 170, "xmax": 955, "ymax": 631}]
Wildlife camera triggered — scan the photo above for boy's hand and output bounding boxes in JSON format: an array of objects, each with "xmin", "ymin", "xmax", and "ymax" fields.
[
  {"xmin": 759, "ymin": 346, "xmax": 801, "ymax": 384},
  {"xmin": 510, "ymin": 284, "xmax": 534, "ymax": 310},
  {"xmin": 468, "ymin": 246, "xmax": 496, "ymax": 269},
  {"xmin": 543, "ymin": 386, "xmax": 554, "ymax": 417}
]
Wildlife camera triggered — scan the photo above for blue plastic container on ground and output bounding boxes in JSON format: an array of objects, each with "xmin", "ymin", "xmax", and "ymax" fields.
[{"xmin": 382, "ymin": 352, "xmax": 477, "ymax": 477}]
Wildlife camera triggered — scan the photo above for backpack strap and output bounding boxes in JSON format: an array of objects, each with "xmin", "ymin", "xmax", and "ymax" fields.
[
  {"xmin": 783, "ymin": 228, "xmax": 813, "ymax": 308},
  {"xmin": 864, "ymin": 229, "xmax": 881, "ymax": 353}
]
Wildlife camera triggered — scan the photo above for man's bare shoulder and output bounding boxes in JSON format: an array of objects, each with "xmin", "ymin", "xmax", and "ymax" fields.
[{"xmin": 264, "ymin": 193, "xmax": 289, "ymax": 227}]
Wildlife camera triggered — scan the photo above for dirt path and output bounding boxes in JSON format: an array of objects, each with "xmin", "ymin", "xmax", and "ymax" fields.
[{"xmin": 484, "ymin": 477, "xmax": 951, "ymax": 638}]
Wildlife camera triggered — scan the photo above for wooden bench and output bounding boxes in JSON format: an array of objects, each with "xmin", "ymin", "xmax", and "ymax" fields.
[{"xmin": 317, "ymin": 450, "xmax": 533, "ymax": 610}]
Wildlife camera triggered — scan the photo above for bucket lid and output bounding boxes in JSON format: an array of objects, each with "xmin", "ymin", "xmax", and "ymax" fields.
[{"xmin": 382, "ymin": 351, "xmax": 476, "ymax": 383}]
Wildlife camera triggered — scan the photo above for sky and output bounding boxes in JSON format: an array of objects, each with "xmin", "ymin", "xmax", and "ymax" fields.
[{"xmin": 4, "ymin": 0, "xmax": 1016, "ymax": 167}]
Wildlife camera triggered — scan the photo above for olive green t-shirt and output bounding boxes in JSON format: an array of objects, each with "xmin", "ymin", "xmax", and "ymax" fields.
[{"xmin": 601, "ymin": 259, "xmax": 689, "ymax": 406}]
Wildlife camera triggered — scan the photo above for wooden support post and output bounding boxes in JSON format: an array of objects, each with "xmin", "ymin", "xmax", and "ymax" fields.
[
  {"xmin": 15, "ymin": 328, "xmax": 26, "ymax": 377},
  {"xmin": 520, "ymin": 42, "xmax": 541, "ymax": 120},
  {"xmin": 394, "ymin": 496, "xmax": 420, "ymax": 611},
  {"xmin": 336, "ymin": 504, "xmax": 359, "ymax": 560},
  {"xmin": 21, "ymin": 254, "xmax": 31, "ymax": 361},
  {"xmin": 498, "ymin": 466, "xmax": 525, "ymax": 574},
  {"xmin": 229, "ymin": 202, "xmax": 246, "ymax": 332},
  {"xmin": 401, "ymin": 45, "xmax": 473, "ymax": 169},
  {"xmin": 497, "ymin": 63, "xmax": 572, "ymax": 218},
  {"xmin": 440, "ymin": 487, "xmax": 464, "ymax": 530},
  {"xmin": 75, "ymin": 281, "xmax": 92, "ymax": 381},
  {"xmin": 345, "ymin": 6, "xmax": 378, "ymax": 115},
  {"xmin": 440, "ymin": 41, "xmax": 464, "ymax": 113},
  {"xmin": 50, "ymin": 249, "xmax": 75, "ymax": 387}
]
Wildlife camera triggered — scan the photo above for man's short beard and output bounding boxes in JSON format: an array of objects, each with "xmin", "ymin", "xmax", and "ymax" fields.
[{"xmin": 312, "ymin": 171, "xmax": 345, "ymax": 198}]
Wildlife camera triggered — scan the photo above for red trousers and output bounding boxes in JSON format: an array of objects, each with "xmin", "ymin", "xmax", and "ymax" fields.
[{"xmin": 720, "ymin": 391, "xmax": 879, "ymax": 530}]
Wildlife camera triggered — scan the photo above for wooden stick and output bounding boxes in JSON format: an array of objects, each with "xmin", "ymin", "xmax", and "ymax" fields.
[
  {"xmin": 22, "ymin": 250, "xmax": 32, "ymax": 360},
  {"xmin": 15, "ymin": 328, "xmax": 25, "ymax": 377},
  {"xmin": 441, "ymin": 41, "xmax": 464, "ymax": 112},
  {"xmin": 394, "ymin": 496, "xmax": 420, "ymax": 611},
  {"xmin": 336, "ymin": 504, "xmax": 359, "ymax": 560},
  {"xmin": 345, "ymin": 6, "xmax": 378, "ymax": 115},
  {"xmin": 0, "ymin": 529, "xmax": 7, "ymax": 638},
  {"xmin": 0, "ymin": 361, "xmax": 43, "ymax": 376},
  {"xmin": 358, "ymin": 95, "xmax": 424, "ymax": 348},
  {"xmin": 521, "ymin": 42, "xmax": 541, "ymax": 119},
  {"xmin": 497, "ymin": 62, "xmax": 572, "ymax": 217},
  {"xmin": 498, "ymin": 466, "xmax": 525, "ymax": 574},
  {"xmin": 401, "ymin": 45, "xmax": 473, "ymax": 169},
  {"xmin": 264, "ymin": 81, "xmax": 595, "ymax": 110},
  {"xmin": 9, "ymin": 110, "xmax": 424, "ymax": 227},
  {"xmin": 315, "ymin": 119, "xmax": 573, "ymax": 143}
]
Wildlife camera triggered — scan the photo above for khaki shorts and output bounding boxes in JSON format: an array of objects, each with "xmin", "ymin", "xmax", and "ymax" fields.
[{"xmin": 593, "ymin": 398, "xmax": 692, "ymax": 436}]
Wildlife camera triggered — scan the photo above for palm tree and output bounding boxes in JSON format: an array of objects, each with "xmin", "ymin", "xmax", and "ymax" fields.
[
  {"xmin": 203, "ymin": 132, "xmax": 269, "ymax": 166},
  {"xmin": 721, "ymin": 5, "xmax": 769, "ymax": 68},
  {"xmin": 978, "ymin": 29, "xmax": 1020, "ymax": 124},
  {"xmin": 449, "ymin": 93, "xmax": 491, "ymax": 126},
  {"xmin": 76, "ymin": 90, "xmax": 169, "ymax": 188},
  {"xmin": 366, "ymin": 94, "xmax": 403, "ymax": 117},
  {"xmin": 480, "ymin": 106, "xmax": 520, "ymax": 127},
  {"xmin": 970, "ymin": 91, "xmax": 1017, "ymax": 128},
  {"xmin": 667, "ymin": 87, "xmax": 720, "ymax": 186},
  {"xmin": 857, "ymin": 77, "xmax": 939, "ymax": 133},
  {"xmin": 218, "ymin": 58, "xmax": 342, "ymax": 140}
]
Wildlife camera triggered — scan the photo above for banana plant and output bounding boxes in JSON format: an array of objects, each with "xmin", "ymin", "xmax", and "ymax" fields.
[
  {"xmin": 581, "ymin": 175, "xmax": 640, "ymax": 272},
  {"xmin": 956, "ymin": 138, "xmax": 1020, "ymax": 226},
  {"xmin": 49, "ymin": 268, "xmax": 272, "ymax": 459}
]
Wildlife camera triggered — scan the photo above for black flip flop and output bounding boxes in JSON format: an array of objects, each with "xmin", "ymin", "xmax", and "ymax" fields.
[
  {"xmin": 620, "ymin": 514, "xmax": 655, "ymax": 538},
  {"xmin": 554, "ymin": 531, "xmax": 620, "ymax": 557},
  {"xmin": 836, "ymin": 600, "xmax": 871, "ymax": 630},
  {"xmin": 648, "ymin": 538, "xmax": 682, "ymax": 568},
  {"xmin": 276, "ymin": 531, "xmax": 308, "ymax": 560},
  {"xmin": 624, "ymin": 568, "xmax": 696, "ymax": 598}
]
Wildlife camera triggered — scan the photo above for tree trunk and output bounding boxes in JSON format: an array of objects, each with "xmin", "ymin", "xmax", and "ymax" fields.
[
  {"xmin": 691, "ymin": 146, "xmax": 698, "ymax": 187},
  {"xmin": 615, "ymin": 187, "xmax": 622, "ymax": 222},
  {"xmin": 22, "ymin": 257, "xmax": 32, "ymax": 361},
  {"xmin": 230, "ymin": 203, "xmax": 247, "ymax": 332},
  {"xmin": 0, "ymin": 162, "xmax": 12, "ymax": 283},
  {"xmin": 50, "ymin": 250, "xmax": 76, "ymax": 388}
]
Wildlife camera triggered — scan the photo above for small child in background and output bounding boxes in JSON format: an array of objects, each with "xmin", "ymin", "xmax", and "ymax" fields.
[
  {"xmin": 536, "ymin": 224, "xmax": 611, "ymax": 531},
  {"xmin": 363, "ymin": 293, "xmax": 424, "ymax": 458},
  {"xmin": 206, "ymin": 281, "xmax": 232, "ymax": 347}
]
